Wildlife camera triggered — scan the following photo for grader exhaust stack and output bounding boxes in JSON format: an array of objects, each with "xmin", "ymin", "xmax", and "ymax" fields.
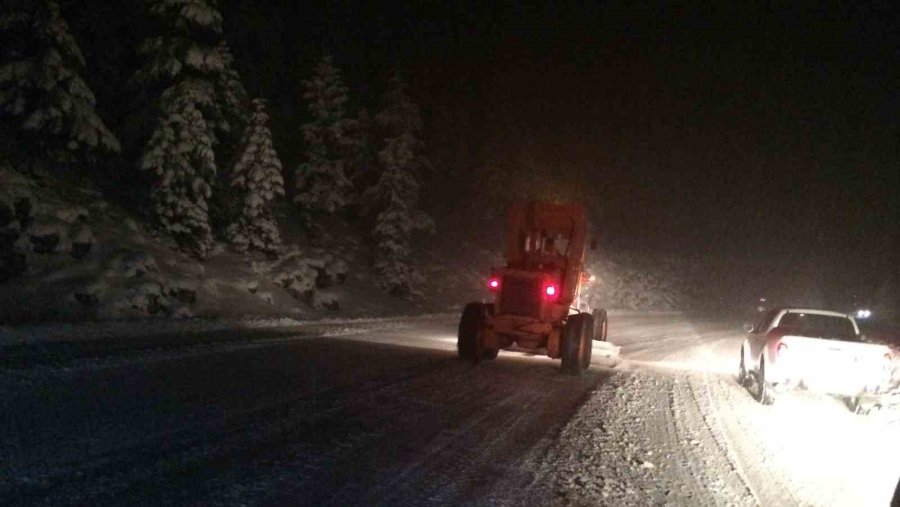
[{"xmin": 457, "ymin": 201, "xmax": 612, "ymax": 374}]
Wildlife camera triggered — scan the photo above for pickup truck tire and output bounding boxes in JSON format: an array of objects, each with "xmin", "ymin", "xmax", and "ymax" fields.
[
  {"xmin": 755, "ymin": 357, "xmax": 775, "ymax": 405},
  {"xmin": 892, "ymin": 474, "xmax": 900, "ymax": 507},
  {"xmin": 562, "ymin": 313, "xmax": 593, "ymax": 375},
  {"xmin": 738, "ymin": 347, "xmax": 751, "ymax": 387},
  {"xmin": 458, "ymin": 302, "xmax": 487, "ymax": 363},
  {"xmin": 846, "ymin": 396, "xmax": 871, "ymax": 415}
]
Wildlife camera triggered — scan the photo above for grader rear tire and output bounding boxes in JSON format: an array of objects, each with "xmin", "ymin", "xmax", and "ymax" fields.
[
  {"xmin": 562, "ymin": 313, "xmax": 594, "ymax": 375},
  {"xmin": 458, "ymin": 303, "xmax": 484, "ymax": 363},
  {"xmin": 480, "ymin": 303, "xmax": 499, "ymax": 361},
  {"xmin": 457, "ymin": 303, "xmax": 496, "ymax": 362}
]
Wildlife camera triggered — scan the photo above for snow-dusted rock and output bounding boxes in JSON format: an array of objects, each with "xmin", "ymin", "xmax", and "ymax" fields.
[
  {"xmin": 272, "ymin": 255, "xmax": 318, "ymax": 301},
  {"xmin": 165, "ymin": 278, "xmax": 199, "ymax": 304},
  {"xmin": 325, "ymin": 257, "xmax": 348, "ymax": 284},
  {"xmin": 303, "ymin": 254, "xmax": 327, "ymax": 270},
  {"xmin": 121, "ymin": 280, "xmax": 168, "ymax": 315},
  {"xmin": 257, "ymin": 291, "xmax": 274, "ymax": 305},
  {"xmin": 106, "ymin": 249, "xmax": 158, "ymax": 278},
  {"xmin": 224, "ymin": 278, "xmax": 258, "ymax": 294},
  {"xmin": 89, "ymin": 200, "xmax": 110, "ymax": 212},
  {"xmin": 27, "ymin": 216, "xmax": 70, "ymax": 254},
  {"xmin": 313, "ymin": 290, "xmax": 340, "ymax": 311},
  {"xmin": 73, "ymin": 291, "xmax": 99, "ymax": 307},
  {"xmin": 71, "ymin": 223, "xmax": 93, "ymax": 244},
  {"xmin": 96, "ymin": 279, "xmax": 169, "ymax": 318},
  {"xmin": 249, "ymin": 259, "xmax": 270, "ymax": 275},
  {"xmin": 74, "ymin": 278, "xmax": 110, "ymax": 304},
  {"xmin": 169, "ymin": 304, "xmax": 194, "ymax": 319},
  {"xmin": 54, "ymin": 206, "xmax": 89, "ymax": 224},
  {"xmin": 70, "ymin": 223, "xmax": 94, "ymax": 259},
  {"xmin": 285, "ymin": 277, "xmax": 315, "ymax": 302}
]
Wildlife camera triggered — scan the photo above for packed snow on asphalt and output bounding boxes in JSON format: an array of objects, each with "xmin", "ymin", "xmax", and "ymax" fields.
[{"xmin": 1, "ymin": 312, "xmax": 899, "ymax": 506}]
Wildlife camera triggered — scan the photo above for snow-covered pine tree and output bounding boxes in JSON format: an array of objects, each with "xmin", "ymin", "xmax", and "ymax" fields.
[
  {"xmin": 140, "ymin": 98, "xmax": 216, "ymax": 258},
  {"xmin": 294, "ymin": 55, "xmax": 356, "ymax": 228},
  {"xmin": 364, "ymin": 71, "xmax": 434, "ymax": 297},
  {"xmin": 137, "ymin": 0, "xmax": 248, "ymax": 143},
  {"xmin": 346, "ymin": 108, "xmax": 374, "ymax": 197},
  {"xmin": 213, "ymin": 42, "xmax": 248, "ymax": 140},
  {"xmin": 0, "ymin": 0, "xmax": 120, "ymax": 167},
  {"xmin": 206, "ymin": 41, "xmax": 249, "ymax": 237},
  {"xmin": 136, "ymin": 0, "xmax": 249, "ymax": 257},
  {"xmin": 226, "ymin": 98, "xmax": 284, "ymax": 255}
]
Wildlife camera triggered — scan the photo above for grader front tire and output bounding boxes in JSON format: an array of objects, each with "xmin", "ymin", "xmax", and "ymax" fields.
[
  {"xmin": 562, "ymin": 313, "xmax": 594, "ymax": 375},
  {"xmin": 592, "ymin": 308, "xmax": 608, "ymax": 341}
]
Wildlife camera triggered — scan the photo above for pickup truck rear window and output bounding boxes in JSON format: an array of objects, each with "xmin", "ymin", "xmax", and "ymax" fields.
[{"xmin": 777, "ymin": 313, "xmax": 859, "ymax": 342}]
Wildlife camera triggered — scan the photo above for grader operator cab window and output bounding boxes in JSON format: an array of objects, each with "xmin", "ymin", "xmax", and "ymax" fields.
[
  {"xmin": 519, "ymin": 230, "xmax": 571, "ymax": 258},
  {"xmin": 542, "ymin": 233, "xmax": 570, "ymax": 257}
]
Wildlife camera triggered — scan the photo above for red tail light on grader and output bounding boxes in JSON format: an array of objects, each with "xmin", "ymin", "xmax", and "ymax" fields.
[{"xmin": 457, "ymin": 201, "xmax": 607, "ymax": 375}]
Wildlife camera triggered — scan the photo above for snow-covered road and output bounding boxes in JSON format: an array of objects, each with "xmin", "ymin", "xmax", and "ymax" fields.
[{"xmin": 1, "ymin": 313, "xmax": 898, "ymax": 505}]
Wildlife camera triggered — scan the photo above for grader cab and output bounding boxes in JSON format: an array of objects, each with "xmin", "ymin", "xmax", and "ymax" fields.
[{"xmin": 457, "ymin": 201, "xmax": 608, "ymax": 375}]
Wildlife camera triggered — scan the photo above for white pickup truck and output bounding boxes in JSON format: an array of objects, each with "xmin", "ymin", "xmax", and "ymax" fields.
[{"xmin": 738, "ymin": 307, "xmax": 896, "ymax": 411}]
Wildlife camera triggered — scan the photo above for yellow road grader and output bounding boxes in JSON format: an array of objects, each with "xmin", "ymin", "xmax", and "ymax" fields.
[{"xmin": 457, "ymin": 201, "xmax": 607, "ymax": 374}]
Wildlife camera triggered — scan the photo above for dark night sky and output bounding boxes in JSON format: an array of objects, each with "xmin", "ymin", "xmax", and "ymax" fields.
[
  {"xmin": 246, "ymin": 1, "xmax": 898, "ymax": 304},
  {"xmin": 76, "ymin": 0, "xmax": 900, "ymax": 308}
]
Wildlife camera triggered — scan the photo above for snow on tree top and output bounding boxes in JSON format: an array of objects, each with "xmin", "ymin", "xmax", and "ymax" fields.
[
  {"xmin": 0, "ymin": 0, "xmax": 120, "ymax": 157},
  {"xmin": 149, "ymin": 0, "xmax": 223, "ymax": 34}
]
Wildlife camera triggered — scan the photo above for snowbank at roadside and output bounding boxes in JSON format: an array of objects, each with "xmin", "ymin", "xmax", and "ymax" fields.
[
  {"xmin": 2, "ymin": 163, "xmax": 703, "ymax": 327},
  {"xmin": 0, "ymin": 166, "xmax": 463, "ymax": 325},
  {"xmin": 0, "ymin": 312, "xmax": 455, "ymax": 346}
]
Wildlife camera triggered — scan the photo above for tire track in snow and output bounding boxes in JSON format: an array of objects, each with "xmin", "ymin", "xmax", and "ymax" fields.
[
  {"xmin": 622, "ymin": 315, "xmax": 900, "ymax": 506},
  {"xmin": 695, "ymin": 368, "xmax": 762, "ymax": 505},
  {"xmin": 695, "ymin": 372, "xmax": 800, "ymax": 507},
  {"xmin": 288, "ymin": 359, "xmax": 607, "ymax": 507},
  {"xmin": 493, "ymin": 370, "xmax": 755, "ymax": 506},
  {"xmin": 651, "ymin": 319, "xmax": 797, "ymax": 506}
]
